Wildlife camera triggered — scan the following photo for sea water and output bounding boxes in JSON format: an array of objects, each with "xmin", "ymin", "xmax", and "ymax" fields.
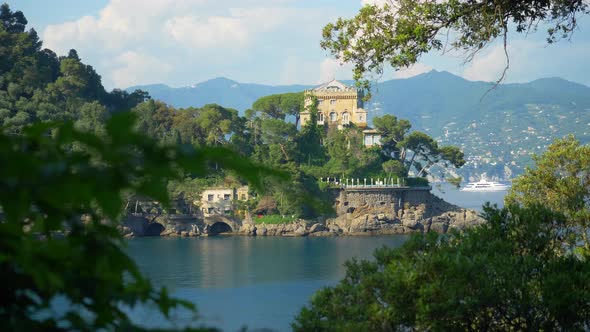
[{"xmin": 126, "ymin": 186, "xmax": 507, "ymax": 331}]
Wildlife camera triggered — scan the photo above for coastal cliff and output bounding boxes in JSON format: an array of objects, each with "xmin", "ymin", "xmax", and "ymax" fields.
[
  {"xmin": 252, "ymin": 189, "xmax": 484, "ymax": 237},
  {"xmin": 119, "ymin": 188, "xmax": 484, "ymax": 238}
]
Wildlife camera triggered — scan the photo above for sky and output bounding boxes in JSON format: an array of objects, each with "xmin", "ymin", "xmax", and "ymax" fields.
[{"xmin": 11, "ymin": 0, "xmax": 590, "ymax": 90}]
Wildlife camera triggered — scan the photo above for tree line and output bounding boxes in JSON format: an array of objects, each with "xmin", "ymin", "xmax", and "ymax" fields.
[
  {"xmin": 4, "ymin": 2, "xmax": 588, "ymax": 330},
  {"xmin": 0, "ymin": 0, "xmax": 465, "ymax": 219}
]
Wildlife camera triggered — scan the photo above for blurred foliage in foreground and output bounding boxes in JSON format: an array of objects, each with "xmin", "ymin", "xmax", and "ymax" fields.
[
  {"xmin": 0, "ymin": 112, "xmax": 279, "ymax": 331},
  {"xmin": 293, "ymin": 204, "xmax": 590, "ymax": 331},
  {"xmin": 506, "ymin": 135, "xmax": 590, "ymax": 252},
  {"xmin": 294, "ymin": 136, "xmax": 590, "ymax": 331}
]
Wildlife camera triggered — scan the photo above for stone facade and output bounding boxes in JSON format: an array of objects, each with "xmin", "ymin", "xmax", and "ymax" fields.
[
  {"xmin": 301, "ymin": 79, "xmax": 367, "ymax": 129},
  {"xmin": 300, "ymin": 79, "xmax": 381, "ymax": 147},
  {"xmin": 327, "ymin": 187, "xmax": 484, "ymax": 235},
  {"xmin": 199, "ymin": 186, "xmax": 249, "ymax": 217},
  {"xmin": 335, "ymin": 187, "xmax": 433, "ymax": 215}
]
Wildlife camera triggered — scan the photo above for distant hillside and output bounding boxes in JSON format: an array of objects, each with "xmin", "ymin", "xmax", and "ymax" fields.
[
  {"xmin": 367, "ymin": 71, "xmax": 590, "ymax": 180},
  {"xmin": 128, "ymin": 72, "xmax": 590, "ymax": 180},
  {"xmin": 128, "ymin": 77, "xmax": 312, "ymax": 111}
]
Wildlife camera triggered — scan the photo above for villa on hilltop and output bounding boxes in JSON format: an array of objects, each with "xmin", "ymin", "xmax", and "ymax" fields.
[{"xmin": 301, "ymin": 79, "xmax": 381, "ymax": 147}]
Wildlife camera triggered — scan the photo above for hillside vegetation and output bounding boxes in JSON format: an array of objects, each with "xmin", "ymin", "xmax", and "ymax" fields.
[
  {"xmin": 132, "ymin": 71, "xmax": 590, "ymax": 180},
  {"xmin": 0, "ymin": 4, "xmax": 462, "ymax": 220}
]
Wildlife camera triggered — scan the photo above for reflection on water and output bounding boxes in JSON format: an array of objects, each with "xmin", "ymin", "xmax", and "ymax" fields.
[
  {"xmin": 126, "ymin": 236, "xmax": 409, "ymax": 331},
  {"xmin": 128, "ymin": 236, "xmax": 409, "ymax": 289},
  {"xmin": 126, "ymin": 188, "xmax": 508, "ymax": 331}
]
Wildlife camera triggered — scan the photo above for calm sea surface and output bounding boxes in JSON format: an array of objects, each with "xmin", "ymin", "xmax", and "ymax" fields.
[{"xmin": 126, "ymin": 186, "xmax": 507, "ymax": 331}]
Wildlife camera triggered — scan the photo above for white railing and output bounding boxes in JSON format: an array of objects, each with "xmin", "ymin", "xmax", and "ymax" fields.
[{"xmin": 321, "ymin": 177, "xmax": 407, "ymax": 189}]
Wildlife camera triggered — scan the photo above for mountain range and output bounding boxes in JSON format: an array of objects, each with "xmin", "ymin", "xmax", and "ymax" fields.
[
  {"xmin": 128, "ymin": 78, "xmax": 311, "ymax": 111},
  {"xmin": 128, "ymin": 71, "xmax": 590, "ymax": 180}
]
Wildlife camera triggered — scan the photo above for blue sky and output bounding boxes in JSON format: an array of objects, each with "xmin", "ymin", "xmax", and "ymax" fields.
[{"xmin": 11, "ymin": 0, "xmax": 590, "ymax": 89}]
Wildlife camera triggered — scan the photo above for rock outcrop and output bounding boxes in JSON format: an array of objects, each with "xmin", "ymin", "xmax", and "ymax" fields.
[
  {"xmin": 251, "ymin": 190, "xmax": 484, "ymax": 237},
  {"xmin": 120, "ymin": 188, "xmax": 484, "ymax": 237},
  {"xmin": 323, "ymin": 191, "xmax": 484, "ymax": 235},
  {"xmin": 156, "ymin": 215, "xmax": 201, "ymax": 237}
]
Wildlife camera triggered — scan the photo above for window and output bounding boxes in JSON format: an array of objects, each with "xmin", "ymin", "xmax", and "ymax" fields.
[
  {"xmin": 330, "ymin": 112, "xmax": 337, "ymax": 122},
  {"xmin": 330, "ymin": 99, "xmax": 336, "ymax": 105},
  {"xmin": 342, "ymin": 112, "xmax": 350, "ymax": 124},
  {"xmin": 240, "ymin": 194, "xmax": 246, "ymax": 200},
  {"xmin": 207, "ymin": 207, "xmax": 214, "ymax": 214},
  {"xmin": 318, "ymin": 99, "xmax": 324, "ymax": 105},
  {"xmin": 359, "ymin": 115, "xmax": 364, "ymax": 121},
  {"xmin": 318, "ymin": 113, "xmax": 324, "ymax": 122},
  {"xmin": 207, "ymin": 194, "xmax": 214, "ymax": 201},
  {"xmin": 223, "ymin": 194, "xmax": 231, "ymax": 201}
]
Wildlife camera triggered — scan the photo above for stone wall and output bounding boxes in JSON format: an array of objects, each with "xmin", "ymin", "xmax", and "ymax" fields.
[
  {"xmin": 335, "ymin": 187, "xmax": 457, "ymax": 218},
  {"xmin": 326, "ymin": 187, "xmax": 483, "ymax": 235}
]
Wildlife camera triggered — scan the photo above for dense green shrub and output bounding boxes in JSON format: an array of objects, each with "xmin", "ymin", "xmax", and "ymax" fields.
[
  {"xmin": 254, "ymin": 214, "xmax": 298, "ymax": 225},
  {"xmin": 405, "ymin": 177, "xmax": 429, "ymax": 187},
  {"xmin": 293, "ymin": 204, "xmax": 590, "ymax": 331}
]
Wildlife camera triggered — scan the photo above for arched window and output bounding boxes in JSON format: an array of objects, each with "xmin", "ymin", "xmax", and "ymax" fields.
[
  {"xmin": 330, "ymin": 112, "xmax": 337, "ymax": 122},
  {"xmin": 342, "ymin": 111, "xmax": 350, "ymax": 124}
]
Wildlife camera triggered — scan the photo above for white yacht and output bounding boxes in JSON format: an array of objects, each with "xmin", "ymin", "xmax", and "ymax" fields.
[{"xmin": 461, "ymin": 179, "xmax": 511, "ymax": 192}]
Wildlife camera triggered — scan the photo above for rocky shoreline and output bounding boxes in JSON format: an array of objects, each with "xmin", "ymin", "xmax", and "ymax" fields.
[{"xmin": 119, "ymin": 191, "xmax": 485, "ymax": 238}]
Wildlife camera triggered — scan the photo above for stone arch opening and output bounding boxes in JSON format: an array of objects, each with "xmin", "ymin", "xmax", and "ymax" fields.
[
  {"xmin": 145, "ymin": 223, "xmax": 165, "ymax": 236},
  {"xmin": 208, "ymin": 222, "xmax": 233, "ymax": 236}
]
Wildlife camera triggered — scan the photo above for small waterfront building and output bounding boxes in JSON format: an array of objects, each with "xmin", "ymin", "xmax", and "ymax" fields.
[{"xmin": 199, "ymin": 186, "xmax": 249, "ymax": 216}]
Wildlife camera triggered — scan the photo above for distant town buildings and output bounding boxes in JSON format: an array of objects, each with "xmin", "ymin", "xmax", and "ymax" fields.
[{"xmin": 300, "ymin": 79, "xmax": 380, "ymax": 147}]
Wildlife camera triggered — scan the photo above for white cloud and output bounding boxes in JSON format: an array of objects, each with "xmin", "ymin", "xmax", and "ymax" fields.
[
  {"xmin": 44, "ymin": 1, "xmax": 300, "ymax": 54},
  {"xmin": 317, "ymin": 58, "xmax": 355, "ymax": 84},
  {"xmin": 164, "ymin": 15, "xmax": 250, "ymax": 49},
  {"xmin": 279, "ymin": 56, "xmax": 303, "ymax": 85},
  {"xmin": 462, "ymin": 41, "xmax": 542, "ymax": 82},
  {"xmin": 361, "ymin": 0, "xmax": 393, "ymax": 7},
  {"xmin": 361, "ymin": 0, "xmax": 446, "ymax": 8},
  {"xmin": 107, "ymin": 51, "xmax": 173, "ymax": 88},
  {"xmin": 43, "ymin": 16, "xmax": 100, "ymax": 55},
  {"xmin": 43, "ymin": 0, "xmax": 186, "ymax": 54},
  {"xmin": 393, "ymin": 63, "xmax": 432, "ymax": 79},
  {"xmin": 318, "ymin": 58, "xmax": 341, "ymax": 83},
  {"xmin": 40, "ymin": 0, "xmax": 318, "ymax": 89},
  {"xmin": 462, "ymin": 45, "xmax": 510, "ymax": 82},
  {"xmin": 164, "ymin": 8, "xmax": 295, "ymax": 49}
]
